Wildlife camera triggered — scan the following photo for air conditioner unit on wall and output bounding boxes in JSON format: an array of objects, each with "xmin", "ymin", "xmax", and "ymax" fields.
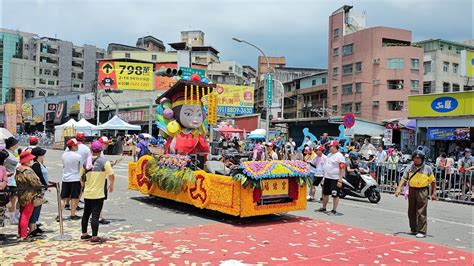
[
  {"xmin": 372, "ymin": 58, "xmax": 380, "ymax": 64},
  {"xmin": 372, "ymin": 101, "xmax": 379, "ymax": 107},
  {"xmin": 373, "ymin": 80, "xmax": 380, "ymax": 85}
]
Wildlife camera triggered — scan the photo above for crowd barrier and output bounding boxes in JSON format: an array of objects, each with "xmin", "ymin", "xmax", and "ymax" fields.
[{"xmin": 372, "ymin": 162, "xmax": 473, "ymax": 204}]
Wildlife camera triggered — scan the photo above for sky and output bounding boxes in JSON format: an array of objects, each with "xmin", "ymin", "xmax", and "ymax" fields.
[{"xmin": 1, "ymin": 0, "xmax": 472, "ymax": 69}]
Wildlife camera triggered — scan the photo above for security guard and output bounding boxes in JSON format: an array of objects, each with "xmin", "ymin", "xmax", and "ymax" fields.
[{"xmin": 395, "ymin": 150, "xmax": 436, "ymax": 238}]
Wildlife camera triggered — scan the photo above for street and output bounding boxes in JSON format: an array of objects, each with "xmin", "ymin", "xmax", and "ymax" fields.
[{"xmin": 1, "ymin": 149, "xmax": 473, "ymax": 264}]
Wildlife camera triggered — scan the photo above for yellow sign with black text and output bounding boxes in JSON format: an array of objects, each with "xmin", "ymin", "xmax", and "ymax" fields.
[
  {"xmin": 98, "ymin": 61, "xmax": 153, "ymax": 91},
  {"xmin": 261, "ymin": 179, "xmax": 289, "ymax": 197}
]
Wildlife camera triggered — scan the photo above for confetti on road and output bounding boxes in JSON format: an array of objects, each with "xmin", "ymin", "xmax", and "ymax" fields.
[{"xmin": 2, "ymin": 216, "xmax": 472, "ymax": 265}]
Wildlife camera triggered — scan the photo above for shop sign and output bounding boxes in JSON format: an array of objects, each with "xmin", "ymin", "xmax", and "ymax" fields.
[
  {"xmin": 5, "ymin": 103, "xmax": 17, "ymax": 134},
  {"xmin": 21, "ymin": 103, "xmax": 33, "ymax": 121},
  {"xmin": 261, "ymin": 179, "xmax": 289, "ymax": 197},
  {"xmin": 215, "ymin": 84, "xmax": 254, "ymax": 115},
  {"xmin": 431, "ymin": 96, "xmax": 458, "ymax": 113},
  {"xmin": 118, "ymin": 110, "xmax": 144, "ymax": 122},
  {"xmin": 427, "ymin": 128, "xmax": 470, "ymax": 141},
  {"xmin": 408, "ymin": 92, "xmax": 473, "ymax": 118},
  {"xmin": 385, "ymin": 122, "xmax": 400, "ymax": 129},
  {"xmin": 383, "ymin": 129, "xmax": 393, "ymax": 145}
]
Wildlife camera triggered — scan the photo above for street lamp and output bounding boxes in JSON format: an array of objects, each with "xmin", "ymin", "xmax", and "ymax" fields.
[{"xmin": 232, "ymin": 37, "xmax": 271, "ymax": 140}]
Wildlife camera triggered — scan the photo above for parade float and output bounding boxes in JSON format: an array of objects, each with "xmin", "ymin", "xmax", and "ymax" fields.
[{"xmin": 128, "ymin": 75, "xmax": 310, "ymax": 217}]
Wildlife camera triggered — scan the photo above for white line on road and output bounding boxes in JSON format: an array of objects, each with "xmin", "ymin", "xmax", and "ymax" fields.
[{"xmin": 340, "ymin": 201, "xmax": 473, "ymax": 228}]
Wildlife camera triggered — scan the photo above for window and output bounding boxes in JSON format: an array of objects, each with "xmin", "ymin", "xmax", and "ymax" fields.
[
  {"xmin": 332, "ymin": 67, "xmax": 339, "ymax": 76},
  {"xmin": 44, "ymin": 69, "xmax": 51, "ymax": 75},
  {"xmin": 332, "ymin": 86, "xmax": 338, "ymax": 94},
  {"xmin": 151, "ymin": 54, "xmax": 157, "ymax": 61},
  {"xmin": 312, "ymin": 80, "xmax": 316, "ymax": 86},
  {"xmin": 332, "ymin": 105, "xmax": 338, "ymax": 114},
  {"xmin": 443, "ymin": 62, "xmax": 449, "ymax": 72},
  {"xmin": 423, "ymin": 61, "xmax": 431, "ymax": 74},
  {"xmin": 342, "ymin": 64, "xmax": 353, "ymax": 74},
  {"xmin": 39, "ymin": 78, "xmax": 46, "ymax": 84},
  {"xmin": 355, "ymin": 102, "xmax": 361, "ymax": 113},
  {"xmin": 53, "ymin": 70, "xmax": 58, "ymax": 76},
  {"xmin": 452, "ymin": 83, "xmax": 460, "ymax": 92},
  {"xmin": 39, "ymin": 68, "xmax": 43, "ymax": 75},
  {"xmin": 342, "ymin": 103, "xmax": 352, "ymax": 114},
  {"xmin": 443, "ymin": 82, "xmax": 450, "ymax": 92},
  {"xmin": 464, "ymin": 85, "xmax": 473, "ymax": 91},
  {"xmin": 423, "ymin": 81, "xmax": 432, "ymax": 94},
  {"xmin": 343, "ymin": 44, "xmax": 353, "ymax": 56},
  {"xmin": 322, "ymin": 77, "xmax": 326, "ymax": 84},
  {"xmin": 453, "ymin": 63, "xmax": 458, "ymax": 74},
  {"xmin": 125, "ymin": 52, "xmax": 130, "ymax": 58},
  {"xmin": 387, "ymin": 101, "xmax": 404, "ymax": 111},
  {"xmin": 333, "ymin": 47, "xmax": 339, "ymax": 56},
  {"xmin": 355, "ymin": 82, "xmax": 362, "ymax": 92},
  {"xmin": 355, "ymin": 62, "xmax": 362, "ymax": 72},
  {"xmin": 47, "ymin": 80, "xmax": 55, "ymax": 85},
  {"xmin": 411, "ymin": 58, "xmax": 419, "ymax": 70},
  {"xmin": 411, "ymin": 80, "xmax": 419, "ymax": 91},
  {"xmin": 71, "ymin": 73, "xmax": 76, "ymax": 79},
  {"xmin": 387, "ymin": 58, "xmax": 405, "ymax": 69},
  {"xmin": 333, "ymin": 28, "xmax": 340, "ymax": 37},
  {"xmin": 342, "ymin": 84, "xmax": 353, "ymax": 94},
  {"xmin": 387, "ymin": 80, "xmax": 404, "ymax": 90}
]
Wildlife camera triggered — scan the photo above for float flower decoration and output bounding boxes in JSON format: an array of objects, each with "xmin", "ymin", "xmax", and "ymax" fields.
[
  {"xmin": 145, "ymin": 154, "xmax": 194, "ymax": 194},
  {"xmin": 233, "ymin": 160, "xmax": 312, "ymax": 189}
]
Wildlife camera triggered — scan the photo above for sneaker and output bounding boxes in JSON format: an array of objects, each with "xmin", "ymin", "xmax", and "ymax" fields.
[
  {"xmin": 70, "ymin": 215, "xmax": 82, "ymax": 220},
  {"xmin": 90, "ymin": 236, "xmax": 106, "ymax": 244},
  {"xmin": 99, "ymin": 219, "xmax": 110, "ymax": 225},
  {"xmin": 65, "ymin": 204, "xmax": 71, "ymax": 210},
  {"xmin": 316, "ymin": 207, "xmax": 327, "ymax": 212},
  {"xmin": 80, "ymin": 234, "xmax": 92, "ymax": 240},
  {"xmin": 19, "ymin": 236, "xmax": 34, "ymax": 242},
  {"xmin": 76, "ymin": 206, "xmax": 84, "ymax": 211},
  {"xmin": 415, "ymin": 233, "xmax": 426, "ymax": 238},
  {"xmin": 329, "ymin": 210, "xmax": 338, "ymax": 215},
  {"xmin": 408, "ymin": 231, "xmax": 417, "ymax": 235}
]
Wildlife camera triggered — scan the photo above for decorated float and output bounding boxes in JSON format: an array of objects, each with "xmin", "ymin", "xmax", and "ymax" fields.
[{"xmin": 128, "ymin": 75, "xmax": 310, "ymax": 217}]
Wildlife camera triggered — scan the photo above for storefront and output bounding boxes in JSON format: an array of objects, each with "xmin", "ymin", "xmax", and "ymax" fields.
[{"xmin": 408, "ymin": 91, "xmax": 474, "ymax": 159}]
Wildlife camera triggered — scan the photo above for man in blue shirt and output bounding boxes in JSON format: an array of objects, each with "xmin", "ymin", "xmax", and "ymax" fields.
[{"xmin": 136, "ymin": 134, "xmax": 150, "ymax": 159}]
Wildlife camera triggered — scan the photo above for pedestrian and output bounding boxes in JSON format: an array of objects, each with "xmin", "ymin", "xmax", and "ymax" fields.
[
  {"xmin": 319, "ymin": 133, "xmax": 329, "ymax": 147},
  {"xmin": 24, "ymin": 136, "xmax": 39, "ymax": 152},
  {"xmin": 457, "ymin": 148, "xmax": 473, "ymax": 199},
  {"xmin": 395, "ymin": 150, "xmax": 436, "ymax": 238},
  {"xmin": 317, "ymin": 140, "xmax": 345, "ymax": 214},
  {"xmin": 386, "ymin": 148, "xmax": 399, "ymax": 187},
  {"xmin": 4, "ymin": 137, "xmax": 20, "ymax": 225},
  {"xmin": 253, "ymin": 141, "xmax": 265, "ymax": 161},
  {"xmin": 136, "ymin": 134, "xmax": 150, "ymax": 159},
  {"xmin": 97, "ymin": 136, "xmax": 114, "ymax": 224},
  {"xmin": 375, "ymin": 145, "xmax": 387, "ymax": 184},
  {"xmin": 0, "ymin": 150, "xmax": 10, "ymax": 236},
  {"xmin": 29, "ymin": 147, "xmax": 48, "ymax": 237},
  {"xmin": 60, "ymin": 139, "xmax": 82, "ymax": 221},
  {"xmin": 304, "ymin": 136, "xmax": 312, "ymax": 148},
  {"xmin": 15, "ymin": 151, "xmax": 44, "ymax": 241},
  {"xmin": 81, "ymin": 141, "xmax": 115, "ymax": 243},
  {"xmin": 266, "ymin": 143, "xmax": 278, "ymax": 161},
  {"xmin": 75, "ymin": 132, "xmax": 93, "ymax": 170},
  {"xmin": 309, "ymin": 145, "xmax": 326, "ymax": 202}
]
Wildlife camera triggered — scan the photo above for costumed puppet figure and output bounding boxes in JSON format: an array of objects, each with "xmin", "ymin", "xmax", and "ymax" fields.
[{"xmin": 155, "ymin": 80, "xmax": 211, "ymax": 156}]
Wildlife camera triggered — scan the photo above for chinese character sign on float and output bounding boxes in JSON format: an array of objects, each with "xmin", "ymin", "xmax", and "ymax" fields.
[
  {"xmin": 98, "ymin": 61, "xmax": 153, "ymax": 91},
  {"xmin": 215, "ymin": 84, "xmax": 254, "ymax": 115}
]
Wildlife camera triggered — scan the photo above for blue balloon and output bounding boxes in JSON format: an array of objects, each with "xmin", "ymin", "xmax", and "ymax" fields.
[
  {"xmin": 156, "ymin": 105, "xmax": 164, "ymax": 115},
  {"xmin": 182, "ymin": 75, "xmax": 190, "ymax": 81},
  {"xmin": 201, "ymin": 77, "xmax": 209, "ymax": 84}
]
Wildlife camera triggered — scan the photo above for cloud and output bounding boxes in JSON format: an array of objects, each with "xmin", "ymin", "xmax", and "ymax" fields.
[{"xmin": 1, "ymin": 0, "xmax": 472, "ymax": 68}]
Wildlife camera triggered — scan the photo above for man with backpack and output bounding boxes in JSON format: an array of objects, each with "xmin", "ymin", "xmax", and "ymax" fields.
[{"xmin": 136, "ymin": 134, "xmax": 150, "ymax": 159}]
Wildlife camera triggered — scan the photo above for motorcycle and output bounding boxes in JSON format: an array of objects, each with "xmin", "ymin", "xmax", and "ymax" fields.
[{"xmin": 339, "ymin": 169, "xmax": 381, "ymax": 203}]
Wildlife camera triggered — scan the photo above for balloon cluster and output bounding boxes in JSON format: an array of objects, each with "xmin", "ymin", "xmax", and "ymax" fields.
[
  {"xmin": 180, "ymin": 73, "xmax": 210, "ymax": 84},
  {"xmin": 155, "ymin": 98, "xmax": 180, "ymax": 136}
]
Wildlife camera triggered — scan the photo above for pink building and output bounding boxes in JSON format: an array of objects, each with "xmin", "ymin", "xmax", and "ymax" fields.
[{"xmin": 328, "ymin": 6, "xmax": 423, "ymax": 122}]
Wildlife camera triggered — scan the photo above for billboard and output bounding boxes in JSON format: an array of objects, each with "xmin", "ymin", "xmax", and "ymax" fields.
[
  {"xmin": 5, "ymin": 103, "xmax": 17, "ymax": 134},
  {"xmin": 427, "ymin": 128, "xmax": 470, "ymax": 141},
  {"xmin": 154, "ymin": 63, "xmax": 178, "ymax": 92},
  {"xmin": 98, "ymin": 61, "xmax": 153, "ymax": 91},
  {"xmin": 79, "ymin": 93, "xmax": 95, "ymax": 119},
  {"xmin": 460, "ymin": 50, "xmax": 474, "ymax": 77},
  {"xmin": 54, "ymin": 101, "xmax": 67, "ymax": 124},
  {"xmin": 408, "ymin": 92, "xmax": 474, "ymax": 118},
  {"xmin": 215, "ymin": 84, "xmax": 254, "ymax": 115}
]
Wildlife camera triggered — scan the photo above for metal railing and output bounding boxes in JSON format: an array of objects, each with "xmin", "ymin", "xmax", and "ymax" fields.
[
  {"xmin": 371, "ymin": 162, "xmax": 473, "ymax": 204},
  {"xmin": 15, "ymin": 134, "xmax": 54, "ymax": 148}
]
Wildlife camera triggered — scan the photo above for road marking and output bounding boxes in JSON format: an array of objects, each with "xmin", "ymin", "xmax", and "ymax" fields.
[{"xmin": 340, "ymin": 201, "xmax": 473, "ymax": 228}]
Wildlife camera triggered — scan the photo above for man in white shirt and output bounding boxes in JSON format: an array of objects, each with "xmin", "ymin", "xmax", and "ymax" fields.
[
  {"xmin": 317, "ymin": 140, "xmax": 345, "ymax": 214},
  {"xmin": 61, "ymin": 138, "xmax": 82, "ymax": 220},
  {"xmin": 375, "ymin": 145, "xmax": 387, "ymax": 183},
  {"xmin": 76, "ymin": 132, "xmax": 92, "ymax": 170},
  {"xmin": 309, "ymin": 145, "xmax": 327, "ymax": 202}
]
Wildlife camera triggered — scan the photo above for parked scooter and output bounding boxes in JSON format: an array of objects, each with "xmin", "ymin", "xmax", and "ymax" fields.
[{"xmin": 339, "ymin": 169, "xmax": 381, "ymax": 203}]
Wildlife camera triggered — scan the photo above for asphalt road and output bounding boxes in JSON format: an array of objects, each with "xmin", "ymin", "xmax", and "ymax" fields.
[{"xmin": 3, "ymin": 148, "xmax": 472, "ymax": 252}]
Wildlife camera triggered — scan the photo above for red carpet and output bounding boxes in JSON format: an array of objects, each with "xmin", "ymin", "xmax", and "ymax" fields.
[{"xmin": 7, "ymin": 216, "xmax": 473, "ymax": 265}]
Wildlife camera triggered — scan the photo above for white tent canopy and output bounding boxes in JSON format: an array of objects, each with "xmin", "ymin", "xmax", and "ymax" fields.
[
  {"xmin": 54, "ymin": 118, "xmax": 77, "ymax": 143},
  {"xmin": 75, "ymin": 118, "xmax": 100, "ymax": 136},
  {"xmin": 97, "ymin": 115, "xmax": 141, "ymax": 131}
]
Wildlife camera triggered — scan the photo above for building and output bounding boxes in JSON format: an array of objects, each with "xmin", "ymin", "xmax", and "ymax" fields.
[
  {"xmin": 408, "ymin": 91, "xmax": 473, "ymax": 160},
  {"xmin": 109, "ymin": 50, "xmax": 177, "ymax": 63},
  {"xmin": 169, "ymin": 30, "xmax": 220, "ymax": 66},
  {"xmin": 136, "ymin": 35, "xmax": 165, "ymax": 52},
  {"xmin": 180, "ymin": 30, "xmax": 205, "ymax": 46},
  {"xmin": 242, "ymin": 65, "xmax": 256, "ymax": 86},
  {"xmin": 327, "ymin": 6, "xmax": 423, "ymax": 122},
  {"xmin": 414, "ymin": 39, "xmax": 474, "ymax": 94},
  {"xmin": 207, "ymin": 61, "xmax": 244, "ymax": 85},
  {"xmin": 1, "ymin": 28, "xmax": 105, "ymax": 101}
]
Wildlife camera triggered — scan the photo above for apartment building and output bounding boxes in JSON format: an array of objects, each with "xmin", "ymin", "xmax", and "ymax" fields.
[
  {"xmin": 327, "ymin": 6, "xmax": 423, "ymax": 122},
  {"xmin": 414, "ymin": 39, "xmax": 474, "ymax": 94}
]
